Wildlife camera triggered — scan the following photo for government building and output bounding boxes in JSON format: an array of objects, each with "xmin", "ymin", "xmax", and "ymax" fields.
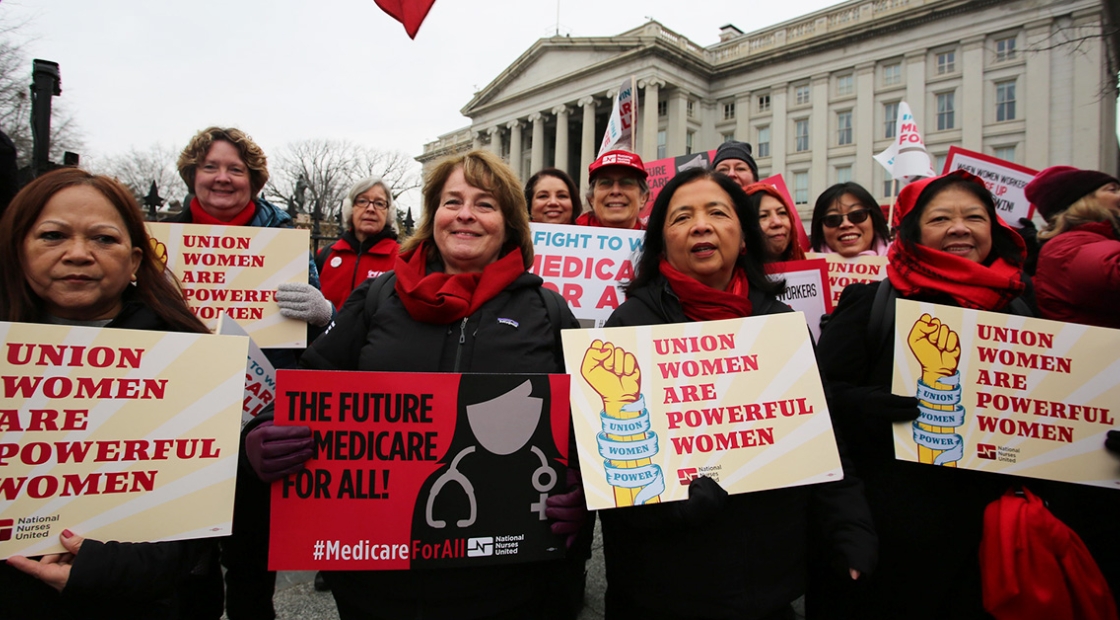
[{"xmin": 418, "ymin": 0, "xmax": 1119, "ymax": 213}]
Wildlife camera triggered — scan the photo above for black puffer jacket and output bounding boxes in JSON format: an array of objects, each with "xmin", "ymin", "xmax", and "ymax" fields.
[
  {"xmin": 599, "ymin": 276, "xmax": 877, "ymax": 620},
  {"xmin": 0, "ymin": 301, "xmax": 222, "ymax": 620},
  {"xmin": 299, "ymin": 270, "xmax": 580, "ymax": 620}
]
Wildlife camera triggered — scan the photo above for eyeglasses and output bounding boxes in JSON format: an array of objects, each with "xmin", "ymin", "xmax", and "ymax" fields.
[
  {"xmin": 593, "ymin": 176, "xmax": 640, "ymax": 190},
  {"xmin": 821, "ymin": 209, "xmax": 872, "ymax": 228},
  {"xmin": 354, "ymin": 198, "xmax": 389, "ymax": 211}
]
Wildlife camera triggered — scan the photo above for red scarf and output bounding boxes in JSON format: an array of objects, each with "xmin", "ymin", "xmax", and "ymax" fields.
[
  {"xmin": 393, "ymin": 242, "xmax": 526, "ymax": 324},
  {"xmin": 659, "ymin": 259, "xmax": 752, "ymax": 321},
  {"xmin": 887, "ymin": 239, "xmax": 1026, "ymax": 311},
  {"xmin": 189, "ymin": 198, "xmax": 256, "ymax": 226}
]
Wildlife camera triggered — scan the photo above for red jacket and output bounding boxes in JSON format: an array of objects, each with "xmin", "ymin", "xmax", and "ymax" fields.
[
  {"xmin": 317, "ymin": 231, "xmax": 399, "ymax": 310},
  {"xmin": 1035, "ymin": 221, "xmax": 1120, "ymax": 329}
]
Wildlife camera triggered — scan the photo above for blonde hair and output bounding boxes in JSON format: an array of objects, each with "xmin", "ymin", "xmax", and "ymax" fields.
[
  {"xmin": 1038, "ymin": 193, "xmax": 1120, "ymax": 241},
  {"xmin": 402, "ymin": 150, "xmax": 533, "ymax": 269},
  {"xmin": 177, "ymin": 127, "xmax": 270, "ymax": 196}
]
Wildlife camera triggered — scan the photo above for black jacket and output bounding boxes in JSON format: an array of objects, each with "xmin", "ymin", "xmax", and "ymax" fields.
[
  {"xmin": 599, "ymin": 276, "xmax": 877, "ymax": 620},
  {"xmin": 299, "ymin": 270, "xmax": 580, "ymax": 620},
  {"xmin": 0, "ymin": 301, "xmax": 222, "ymax": 620}
]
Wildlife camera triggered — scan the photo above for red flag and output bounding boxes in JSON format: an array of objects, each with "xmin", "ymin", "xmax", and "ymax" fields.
[{"xmin": 374, "ymin": 0, "xmax": 435, "ymax": 39}]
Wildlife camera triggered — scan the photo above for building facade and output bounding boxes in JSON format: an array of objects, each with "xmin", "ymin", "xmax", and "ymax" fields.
[{"xmin": 418, "ymin": 0, "xmax": 1119, "ymax": 214}]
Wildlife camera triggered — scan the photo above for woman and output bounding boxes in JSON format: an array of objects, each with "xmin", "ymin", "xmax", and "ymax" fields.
[
  {"xmin": 245, "ymin": 150, "xmax": 585, "ymax": 619},
  {"xmin": 525, "ymin": 168, "xmax": 582, "ymax": 224},
  {"xmin": 815, "ymin": 171, "xmax": 1033, "ymax": 619},
  {"xmin": 175, "ymin": 126, "xmax": 331, "ymax": 619},
  {"xmin": 600, "ymin": 167, "xmax": 876, "ymax": 620},
  {"xmin": 810, "ymin": 182, "xmax": 891, "ymax": 257},
  {"xmin": 1026, "ymin": 165, "xmax": 1120, "ymax": 329},
  {"xmin": 743, "ymin": 182, "xmax": 807, "ymax": 262},
  {"xmin": 711, "ymin": 140, "xmax": 759, "ymax": 189},
  {"xmin": 0, "ymin": 169, "xmax": 221, "ymax": 619},
  {"xmin": 317, "ymin": 177, "xmax": 400, "ymax": 310}
]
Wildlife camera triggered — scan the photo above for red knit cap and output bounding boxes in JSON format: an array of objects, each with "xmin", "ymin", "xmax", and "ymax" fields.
[{"xmin": 1024, "ymin": 166, "xmax": 1119, "ymax": 221}]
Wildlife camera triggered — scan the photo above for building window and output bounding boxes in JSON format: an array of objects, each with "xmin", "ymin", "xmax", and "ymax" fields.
[
  {"xmin": 996, "ymin": 80, "xmax": 1016, "ymax": 122},
  {"xmin": 795, "ymin": 84, "xmax": 810, "ymax": 106},
  {"xmin": 657, "ymin": 100, "xmax": 668, "ymax": 117},
  {"xmin": 882, "ymin": 62, "xmax": 902, "ymax": 87},
  {"xmin": 837, "ymin": 111, "xmax": 853, "ymax": 145},
  {"xmin": 883, "ymin": 177, "xmax": 901, "ymax": 198},
  {"xmin": 687, "ymin": 100, "xmax": 695, "ymax": 117},
  {"xmin": 936, "ymin": 50, "xmax": 956, "ymax": 75},
  {"xmin": 884, "ymin": 102, "xmax": 899, "ymax": 138},
  {"xmin": 757, "ymin": 126, "xmax": 771, "ymax": 157},
  {"xmin": 934, "ymin": 153, "xmax": 947, "ymax": 174},
  {"xmin": 795, "ymin": 119, "xmax": 810, "ymax": 152},
  {"xmin": 995, "ymin": 36, "xmax": 1017, "ymax": 62},
  {"xmin": 657, "ymin": 130, "xmax": 667, "ymax": 159},
  {"xmin": 936, "ymin": 92, "xmax": 955, "ymax": 130},
  {"xmin": 994, "ymin": 145, "xmax": 1016, "ymax": 163},
  {"xmin": 723, "ymin": 102, "xmax": 736, "ymax": 120},
  {"xmin": 836, "ymin": 166, "xmax": 852, "ymax": 184},
  {"xmin": 758, "ymin": 94, "xmax": 771, "ymax": 112},
  {"xmin": 794, "ymin": 172, "xmax": 810, "ymax": 204},
  {"xmin": 837, "ymin": 74, "xmax": 854, "ymax": 97},
  {"xmin": 686, "ymin": 131, "xmax": 695, "ymax": 155},
  {"xmin": 722, "ymin": 132, "xmax": 736, "ymax": 143}
]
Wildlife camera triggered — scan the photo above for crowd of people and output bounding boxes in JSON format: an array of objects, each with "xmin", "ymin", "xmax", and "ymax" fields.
[{"xmin": 0, "ymin": 126, "xmax": 1117, "ymax": 620}]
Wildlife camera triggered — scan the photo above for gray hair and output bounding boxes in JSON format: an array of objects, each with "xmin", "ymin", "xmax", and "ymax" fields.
[{"xmin": 341, "ymin": 177, "xmax": 398, "ymax": 233}]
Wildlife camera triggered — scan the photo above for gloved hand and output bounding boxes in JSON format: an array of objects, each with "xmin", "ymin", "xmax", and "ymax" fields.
[
  {"xmin": 580, "ymin": 340, "xmax": 641, "ymax": 417},
  {"xmin": 545, "ymin": 469, "xmax": 588, "ymax": 548},
  {"xmin": 676, "ymin": 475, "xmax": 728, "ymax": 526},
  {"xmin": 245, "ymin": 420, "xmax": 314, "ymax": 483},
  {"xmin": 845, "ymin": 386, "xmax": 921, "ymax": 422},
  {"xmin": 1106, "ymin": 430, "xmax": 1120, "ymax": 455},
  {"xmin": 277, "ymin": 282, "xmax": 333, "ymax": 327},
  {"xmin": 1017, "ymin": 217, "xmax": 1039, "ymax": 247}
]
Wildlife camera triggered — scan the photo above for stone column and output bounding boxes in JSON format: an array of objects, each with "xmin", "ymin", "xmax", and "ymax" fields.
[
  {"xmin": 961, "ymin": 36, "xmax": 985, "ymax": 151},
  {"xmin": 1023, "ymin": 19, "xmax": 1052, "ymax": 170},
  {"xmin": 810, "ymin": 74, "xmax": 830, "ymax": 198},
  {"xmin": 734, "ymin": 91, "xmax": 752, "ymax": 145},
  {"xmin": 472, "ymin": 130, "xmax": 483, "ymax": 151},
  {"xmin": 639, "ymin": 78, "xmax": 664, "ymax": 161},
  {"xmin": 1070, "ymin": 8, "xmax": 1103, "ymax": 170},
  {"xmin": 904, "ymin": 50, "xmax": 926, "ymax": 129},
  {"xmin": 530, "ymin": 112, "xmax": 546, "ymax": 174},
  {"xmin": 507, "ymin": 120, "xmax": 523, "ymax": 179},
  {"xmin": 487, "ymin": 126, "xmax": 503, "ymax": 156},
  {"xmin": 666, "ymin": 89, "xmax": 690, "ymax": 156},
  {"xmin": 855, "ymin": 62, "xmax": 876, "ymax": 186},
  {"xmin": 579, "ymin": 96, "xmax": 598, "ymax": 192},
  {"xmin": 553, "ymin": 105, "xmax": 570, "ymax": 175},
  {"xmin": 769, "ymin": 82, "xmax": 788, "ymax": 177}
]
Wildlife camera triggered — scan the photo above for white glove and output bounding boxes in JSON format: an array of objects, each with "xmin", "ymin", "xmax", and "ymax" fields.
[{"xmin": 276, "ymin": 282, "xmax": 333, "ymax": 327}]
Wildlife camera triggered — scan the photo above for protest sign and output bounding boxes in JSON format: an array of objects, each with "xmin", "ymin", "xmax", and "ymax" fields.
[
  {"xmin": 599, "ymin": 77, "xmax": 637, "ymax": 155},
  {"xmin": 874, "ymin": 101, "xmax": 936, "ymax": 180},
  {"xmin": 806, "ymin": 252, "xmax": 889, "ymax": 308},
  {"xmin": 0, "ymin": 321, "xmax": 247, "ymax": 559},
  {"xmin": 269, "ymin": 370, "xmax": 571, "ymax": 570},
  {"xmin": 530, "ymin": 223, "xmax": 643, "ymax": 326},
  {"xmin": 563, "ymin": 315, "xmax": 843, "ymax": 511},
  {"xmin": 891, "ymin": 299, "xmax": 1120, "ymax": 489},
  {"xmin": 217, "ymin": 314, "xmax": 276, "ymax": 428},
  {"xmin": 766, "ymin": 259, "xmax": 832, "ymax": 342},
  {"xmin": 147, "ymin": 222, "xmax": 310, "ymax": 348},
  {"xmin": 643, "ymin": 149, "xmax": 717, "ymax": 215},
  {"xmin": 942, "ymin": 146, "xmax": 1038, "ymax": 226}
]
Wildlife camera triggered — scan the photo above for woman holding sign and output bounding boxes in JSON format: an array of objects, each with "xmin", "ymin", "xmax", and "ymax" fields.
[
  {"xmin": 815, "ymin": 170, "xmax": 1037, "ymax": 619},
  {"xmin": 245, "ymin": 150, "xmax": 586, "ymax": 619},
  {"xmin": 809, "ymin": 182, "xmax": 891, "ymax": 257},
  {"xmin": 0, "ymin": 169, "xmax": 222, "ymax": 619},
  {"xmin": 598, "ymin": 167, "xmax": 876, "ymax": 620}
]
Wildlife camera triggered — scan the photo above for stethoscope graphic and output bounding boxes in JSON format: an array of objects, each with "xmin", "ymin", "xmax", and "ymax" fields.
[{"xmin": 425, "ymin": 445, "xmax": 557, "ymax": 528}]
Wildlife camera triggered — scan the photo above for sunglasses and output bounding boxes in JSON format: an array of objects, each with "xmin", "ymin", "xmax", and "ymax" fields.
[{"xmin": 821, "ymin": 209, "xmax": 872, "ymax": 228}]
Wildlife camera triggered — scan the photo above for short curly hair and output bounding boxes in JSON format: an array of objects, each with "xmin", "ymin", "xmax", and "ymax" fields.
[{"xmin": 177, "ymin": 127, "xmax": 269, "ymax": 197}]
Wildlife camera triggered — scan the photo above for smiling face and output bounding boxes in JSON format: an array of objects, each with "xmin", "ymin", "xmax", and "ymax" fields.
[
  {"xmin": 529, "ymin": 175, "xmax": 574, "ymax": 224},
  {"xmin": 1092, "ymin": 181, "xmax": 1120, "ymax": 214},
  {"xmin": 22, "ymin": 186, "xmax": 143, "ymax": 321},
  {"xmin": 823, "ymin": 193, "xmax": 876, "ymax": 257},
  {"xmin": 758, "ymin": 194, "xmax": 792, "ymax": 261},
  {"xmin": 434, "ymin": 167, "xmax": 507, "ymax": 274},
  {"xmin": 352, "ymin": 184, "xmax": 389, "ymax": 241},
  {"xmin": 662, "ymin": 179, "xmax": 745, "ymax": 290},
  {"xmin": 918, "ymin": 187, "xmax": 993, "ymax": 263},
  {"xmin": 590, "ymin": 169, "xmax": 646, "ymax": 229},
  {"xmin": 193, "ymin": 140, "xmax": 252, "ymax": 220},
  {"xmin": 714, "ymin": 158, "xmax": 755, "ymax": 190}
]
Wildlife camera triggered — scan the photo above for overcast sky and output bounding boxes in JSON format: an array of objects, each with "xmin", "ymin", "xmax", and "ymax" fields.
[{"xmin": 3, "ymin": 0, "xmax": 843, "ymax": 162}]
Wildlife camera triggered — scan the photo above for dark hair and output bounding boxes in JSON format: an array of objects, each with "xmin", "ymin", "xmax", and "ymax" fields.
[
  {"xmin": 524, "ymin": 168, "xmax": 583, "ymax": 224},
  {"xmin": 810, "ymin": 182, "xmax": 891, "ymax": 252},
  {"xmin": 897, "ymin": 175, "xmax": 1023, "ymax": 266},
  {"xmin": 0, "ymin": 168, "xmax": 209, "ymax": 332},
  {"xmin": 626, "ymin": 168, "xmax": 783, "ymax": 296}
]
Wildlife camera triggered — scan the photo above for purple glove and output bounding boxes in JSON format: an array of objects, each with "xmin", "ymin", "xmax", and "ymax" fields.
[
  {"xmin": 245, "ymin": 420, "xmax": 314, "ymax": 483},
  {"xmin": 545, "ymin": 469, "xmax": 588, "ymax": 548}
]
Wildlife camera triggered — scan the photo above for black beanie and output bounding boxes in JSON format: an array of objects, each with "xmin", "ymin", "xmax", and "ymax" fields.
[{"xmin": 712, "ymin": 141, "xmax": 759, "ymax": 180}]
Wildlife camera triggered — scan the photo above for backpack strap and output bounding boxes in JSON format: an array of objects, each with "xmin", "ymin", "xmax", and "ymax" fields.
[
  {"xmin": 314, "ymin": 244, "xmax": 332, "ymax": 274},
  {"xmin": 537, "ymin": 287, "xmax": 568, "ymax": 371},
  {"xmin": 870, "ymin": 279, "xmax": 899, "ymax": 361},
  {"xmin": 363, "ymin": 271, "xmax": 397, "ymax": 319}
]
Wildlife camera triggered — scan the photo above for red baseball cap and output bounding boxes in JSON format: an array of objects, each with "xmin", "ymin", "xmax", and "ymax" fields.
[{"xmin": 588, "ymin": 150, "xmax": 647, "ymax": 180}]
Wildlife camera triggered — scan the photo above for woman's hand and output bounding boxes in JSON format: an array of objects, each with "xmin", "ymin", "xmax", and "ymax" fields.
[
  {"xmin": 6, "ymin": 529, "xmax": 84, "ymax": 592},
  {"xmin": 246, "ymin": 419, "xmax": 314, "ymax": 482}
]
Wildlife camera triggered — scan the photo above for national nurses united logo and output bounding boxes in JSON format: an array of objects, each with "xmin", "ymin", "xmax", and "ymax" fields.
[
  {"xmin": 0, "ymin": 519, "xmax": 12, "ymax": 542},
  {"xmin": 677, "ymin": 468, "xmax": 698, "ymax": 486},
  {"xmin": 906, "ymin": 313, "xmax": 966, "ymax": 466}
]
